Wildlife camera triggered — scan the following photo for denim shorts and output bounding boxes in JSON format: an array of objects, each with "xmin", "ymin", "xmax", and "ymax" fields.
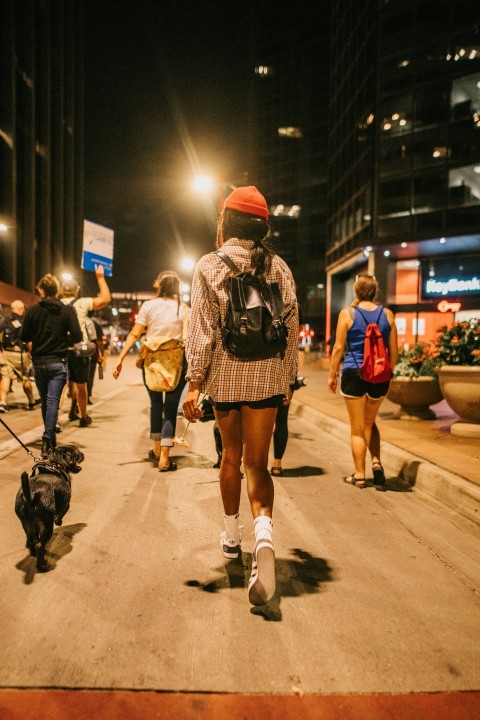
[
  {"xmin": 214, "ymin": 394, "xmax": 284, "ymax": 411},
  {"xmin": 340, "ymin": 368, "xmax": 390, "ymax": 400}
]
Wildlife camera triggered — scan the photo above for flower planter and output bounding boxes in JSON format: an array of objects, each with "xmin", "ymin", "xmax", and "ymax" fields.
[
  {"xmin": 387, "ymin": 376, "xmax": 444, "ymax": 420},
  {"xmin": 437, "ymin": 366, "xmax": 480, "ymax": 437}
]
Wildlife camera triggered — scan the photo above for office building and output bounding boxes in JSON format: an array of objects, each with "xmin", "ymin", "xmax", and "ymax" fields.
[
  {"xmin": 0, "ymin": 0, "xmax": 84, "ymax": 311},
  {"xmin": 326, "ymin": 0, "xmax": 480, "ymax": 347},
  {"xmin": 251, "ymin": 1, "xmax": 330, "ymax": 337}
]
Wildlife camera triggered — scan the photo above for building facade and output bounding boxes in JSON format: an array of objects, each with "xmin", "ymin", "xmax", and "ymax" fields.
[
  {"xmin": 251, "ymin": 0, "xmax": 330, "ymax": 338},
  {"xmin": 327, "ymin": 0, "xmax": 480, "ymax": 347},
  {"xmin": 0, "ymin": 0, "xmax": 84, "ymax": 311}
]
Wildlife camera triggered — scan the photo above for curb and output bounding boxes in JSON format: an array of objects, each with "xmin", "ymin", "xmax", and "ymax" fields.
[{"xmin": 292, "ymin": 399, "xmax": 480, "ymax": 527}]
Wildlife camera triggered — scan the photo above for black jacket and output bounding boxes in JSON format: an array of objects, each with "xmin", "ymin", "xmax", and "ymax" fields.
[
  {"xmin": 21, "ymin": 298, "xmax": 82, "ymax": 361},
  {"xmin": 0, "ymin": 313, "xmax": 27, "ymax": 351}
]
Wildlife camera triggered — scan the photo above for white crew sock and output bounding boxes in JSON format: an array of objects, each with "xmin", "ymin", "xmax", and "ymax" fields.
[{"xmin": 224, "ymin": 513, "xmax": 241, "ymax": 543}]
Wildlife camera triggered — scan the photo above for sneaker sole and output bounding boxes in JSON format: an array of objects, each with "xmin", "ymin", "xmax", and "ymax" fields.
[{"xmin": 248, "ymin": 544, "xmax": 276, "ymax": 605}]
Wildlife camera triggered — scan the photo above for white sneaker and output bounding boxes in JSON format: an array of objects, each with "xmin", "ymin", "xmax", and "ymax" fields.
[
  {"xmin": 0, "ymin": 403, "xmax": 7, "ymax": 414},
  {"xmin": 248, "ymin": 536, "xmax": 276, "ymax": 605},
  {"xmin": 220, "ymin": 531, "xmax": 241, "ymax": 560}
]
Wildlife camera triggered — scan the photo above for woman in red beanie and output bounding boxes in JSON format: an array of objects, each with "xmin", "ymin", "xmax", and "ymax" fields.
[{"xmin": 183, "ymin": 186, "xmax": 299, "ymax": 606}]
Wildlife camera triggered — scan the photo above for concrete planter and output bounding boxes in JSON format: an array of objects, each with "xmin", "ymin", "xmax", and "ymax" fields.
[
  {"xmin": 437, "ymin": 366, "xmax": 480, "ymax": 437},
  {"xmin": 387, "ymin": 376, "xmax": 443, "ymax": 420}
]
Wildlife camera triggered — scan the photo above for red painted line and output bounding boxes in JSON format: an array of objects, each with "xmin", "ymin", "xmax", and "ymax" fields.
[{"xmin": 0, "ymin": 690, "xmax": 479, "ymax": 720}]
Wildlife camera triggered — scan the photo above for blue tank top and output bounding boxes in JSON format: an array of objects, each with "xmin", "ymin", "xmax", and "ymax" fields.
[{"xmin": 342, "ymin": 306, "xmax": 391, "ymax": 373}]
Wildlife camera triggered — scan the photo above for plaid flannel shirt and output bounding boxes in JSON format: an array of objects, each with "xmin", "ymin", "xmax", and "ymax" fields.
[{"xmin": 185, "ymin": 238, "xmax": 299, "ymax": 402}]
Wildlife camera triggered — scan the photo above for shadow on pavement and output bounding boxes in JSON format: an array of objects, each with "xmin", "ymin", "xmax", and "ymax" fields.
[
  {"xmin": 185, "ymin": 548, "xmax": 334, "ymax": 622},
  {"xmin": 15, "ymin": 522, "xmax": 87, "ymax": 584},
  {"xmin": 280, "ymin": 465, "xmax": 325, "ymax": 478}
]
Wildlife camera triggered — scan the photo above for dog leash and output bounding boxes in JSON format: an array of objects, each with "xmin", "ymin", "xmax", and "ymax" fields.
[{"xmin": 0, "ymin": 416, "xmax": 42, "ymax": 462}]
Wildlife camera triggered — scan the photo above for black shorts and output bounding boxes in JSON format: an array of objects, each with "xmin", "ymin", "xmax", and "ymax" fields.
[
  {"xmin": 340, "ymin": 368, "xmax": 390, "ymax": 400},
  {"xmin": 214, "ymin": 394, "xmax": 284, "ymax": 411},
  {"xmin": 67, "ymin": 351, "xmax": 89, "ymax": 384}
]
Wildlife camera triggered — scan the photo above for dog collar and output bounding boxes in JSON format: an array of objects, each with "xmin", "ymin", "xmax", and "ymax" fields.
[{"xmin": 31, "ymin": 461, "xmax": 71, "ymax": 484}]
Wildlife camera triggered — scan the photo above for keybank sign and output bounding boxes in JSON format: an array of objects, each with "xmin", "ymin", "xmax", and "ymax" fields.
[{"xmin": 425, "ymin": 276, "xmax": 480, "ymax": 296}]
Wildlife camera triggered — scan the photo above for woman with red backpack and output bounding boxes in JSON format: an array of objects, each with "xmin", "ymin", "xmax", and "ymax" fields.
[{"xmin": 328, "ymin": 274, "xmax": 398, "ymax": 488}]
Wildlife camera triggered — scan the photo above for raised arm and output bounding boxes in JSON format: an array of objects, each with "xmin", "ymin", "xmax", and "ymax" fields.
[{"xmin": 91, "ymin": 265, "xmax": 111, "ymax": 311}]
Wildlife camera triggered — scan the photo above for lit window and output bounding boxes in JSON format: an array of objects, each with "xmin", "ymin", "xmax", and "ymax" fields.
[
  {"xmin": 272, "ymin": 204, "xmax": 301, "ymax": 218},
  {"xmin": 288, "ymin": 205, "xmax": 301, "ymax": 218},
  {"xmin": 255, "ymin": 65, "xmax": 274, "ymax": 76},
  {"xmin": 278, "ymin": 126, "xmax": 303, "ymax": 139}
]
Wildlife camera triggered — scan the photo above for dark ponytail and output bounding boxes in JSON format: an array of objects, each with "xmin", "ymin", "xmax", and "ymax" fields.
[{"xmin": 220, "ymin": 208, "xmax": 275, "ymax": 285}]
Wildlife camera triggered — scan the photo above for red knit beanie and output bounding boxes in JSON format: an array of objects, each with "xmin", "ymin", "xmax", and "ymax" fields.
[{"xmin": 223, "ymin": 186, "xmax": 269, "ymax": 220}]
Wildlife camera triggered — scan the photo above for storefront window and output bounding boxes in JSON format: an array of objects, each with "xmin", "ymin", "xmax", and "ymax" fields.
[{"xmin": 395, "ymin": 311, "xmax": 455, "ymax": 349}]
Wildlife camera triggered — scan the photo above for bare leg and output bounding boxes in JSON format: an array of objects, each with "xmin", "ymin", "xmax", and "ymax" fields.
[
  {"xmin": 369, "ymin": 421, "xmax": 381, "ymax": 466},
  {"xmin": 214, "ymin": 407, "xmax": 243, "ymax": 516},
  {"xmin": 22, "ymin": 379, "xmax": 35, "ymax": 405},
  {"xmin": 0, "ymin": 375, "xmax": 11, "ymax": 406},
  {"xmin": 343, "ymin": 396, "xmax": 368, "ymax": 479},
  {"xmin": 240, "ymin": 405, "xmax": 278, "ymax": 518},
  {"xmin": 76, "ymin": 382, "xmax": 88, "ymax": 420},
  {"xmin": 344, "ymin": 397, "xmax": 385, "ymax": 480}
]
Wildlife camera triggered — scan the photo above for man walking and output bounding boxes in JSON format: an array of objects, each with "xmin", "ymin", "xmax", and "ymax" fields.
[
  {"xmin": 0, "ymin": 300, "xmax": 37, "ymax": 412},
  {"xmin": 60, "ymin": 265, "xmax": 111, "ymax": 427}
]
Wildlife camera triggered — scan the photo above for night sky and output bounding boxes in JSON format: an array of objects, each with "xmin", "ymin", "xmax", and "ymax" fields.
[{"xmin": 83, "ymin": 0, "xmax": 258, "ymax": 293}]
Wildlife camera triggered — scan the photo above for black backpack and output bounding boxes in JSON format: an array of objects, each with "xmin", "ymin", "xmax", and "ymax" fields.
[{"xmin": 216, "ymin": 250, "xmax": 288, "ymax": 359}]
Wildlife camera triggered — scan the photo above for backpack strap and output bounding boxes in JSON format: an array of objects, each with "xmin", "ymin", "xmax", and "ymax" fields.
[
  {"xmin": 216, "ymin": 250, "xmax": 241, "ymax": 275},
  {"xmin": 355, "ymin": 305, "xmax": 384, "ymax": 326}
]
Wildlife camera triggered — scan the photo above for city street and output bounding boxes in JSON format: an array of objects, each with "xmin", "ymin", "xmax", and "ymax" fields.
[{"xmin": 0, "ymin": 357, "xmax": 479, "ymax": 718}]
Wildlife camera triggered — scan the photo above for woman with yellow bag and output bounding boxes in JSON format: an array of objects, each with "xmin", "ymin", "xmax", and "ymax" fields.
[{"xmin": 112, "ymin": 270, "xmax": 188, "ymax": 471}]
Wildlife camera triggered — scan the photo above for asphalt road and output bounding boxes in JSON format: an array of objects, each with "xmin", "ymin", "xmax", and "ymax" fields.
[{"xmin": 0, "ymin": 358, "xmax": 479, "ymax": 699}]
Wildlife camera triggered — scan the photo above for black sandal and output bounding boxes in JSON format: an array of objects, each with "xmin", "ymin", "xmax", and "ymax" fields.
[
  {"xmin": 343, "ymin": 473, "xmax": 367, "ymax": 489},
  {"xmin": 148, "ymin": 449, "xmax": 160, "ymax": 464},
  {"xmin": 372, "ymin": 462, "xmax": 386, "ymax": 486},
  {"xmin": 159, "ymin": 460, "xmax": 177, "ymax": 472}
]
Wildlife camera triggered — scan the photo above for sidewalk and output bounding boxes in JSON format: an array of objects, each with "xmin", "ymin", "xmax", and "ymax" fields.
[{"xmin": 294, "ymin": 353, "xmax": 480, "ymax": 525}]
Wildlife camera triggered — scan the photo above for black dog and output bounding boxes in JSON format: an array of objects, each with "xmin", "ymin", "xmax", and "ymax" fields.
[{"xmin": 15, "ymin": 444, "xmax": 84, "ymax": 572}]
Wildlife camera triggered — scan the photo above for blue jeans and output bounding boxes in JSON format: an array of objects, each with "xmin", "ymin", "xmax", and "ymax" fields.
[
  {"xmin": 143, "ymin": 370, "xmax": 186, "ymax": 446},
  {"xmin": 33, "ymin": 360, "xmax": 68, "ymax": 442}
]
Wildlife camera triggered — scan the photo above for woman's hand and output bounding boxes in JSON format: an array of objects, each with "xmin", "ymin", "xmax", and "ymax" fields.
[
  {"xmin": 112, "ymin": 360, "xmax": 123, "ymax": 379},
  {"xmin": 328, "ymin": 374, "xmax": 338, "ymax": 394},
  {"xmin": 283, "ymin": 387, "xmax": 293, "ymax": 406},
  {"xmin": 183, "ymin": 387, "xmax": 203, "ymax": 423}
]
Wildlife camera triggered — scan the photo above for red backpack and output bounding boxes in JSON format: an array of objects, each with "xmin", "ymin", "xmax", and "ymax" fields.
[{"xmin": 353, "ymin": 307, "xmax": 392, "ymax": 384}]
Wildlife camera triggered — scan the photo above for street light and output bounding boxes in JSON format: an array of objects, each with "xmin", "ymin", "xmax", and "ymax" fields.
[
  {"xmin": 192, "ymin": 173, "xmax": 237, "ymax": 214},
  {"xmin": 192, "ymin": 176, "xmax": 213, "ymax": 194},
  {"xmin": 181, "ymin": 257, "xmax": 195, "ymax": 273}
]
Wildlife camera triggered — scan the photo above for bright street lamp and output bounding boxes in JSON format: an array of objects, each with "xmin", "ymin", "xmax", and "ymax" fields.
[
  {"xmin": 192, "ymin": 176, "xmax": 214, "ymax": 194},
  {"xmin": 181, "ymin": 257, "xmax": 195, "ymax": 273}
]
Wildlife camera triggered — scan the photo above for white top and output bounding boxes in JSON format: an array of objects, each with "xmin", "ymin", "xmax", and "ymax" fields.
[
  {"xmin": 61, "ymin": 297, "xmax": 93, "ymax": 341},
  {"xmin": 137, "ymin": 297, "xmax": 186, "ymax": 341}
]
